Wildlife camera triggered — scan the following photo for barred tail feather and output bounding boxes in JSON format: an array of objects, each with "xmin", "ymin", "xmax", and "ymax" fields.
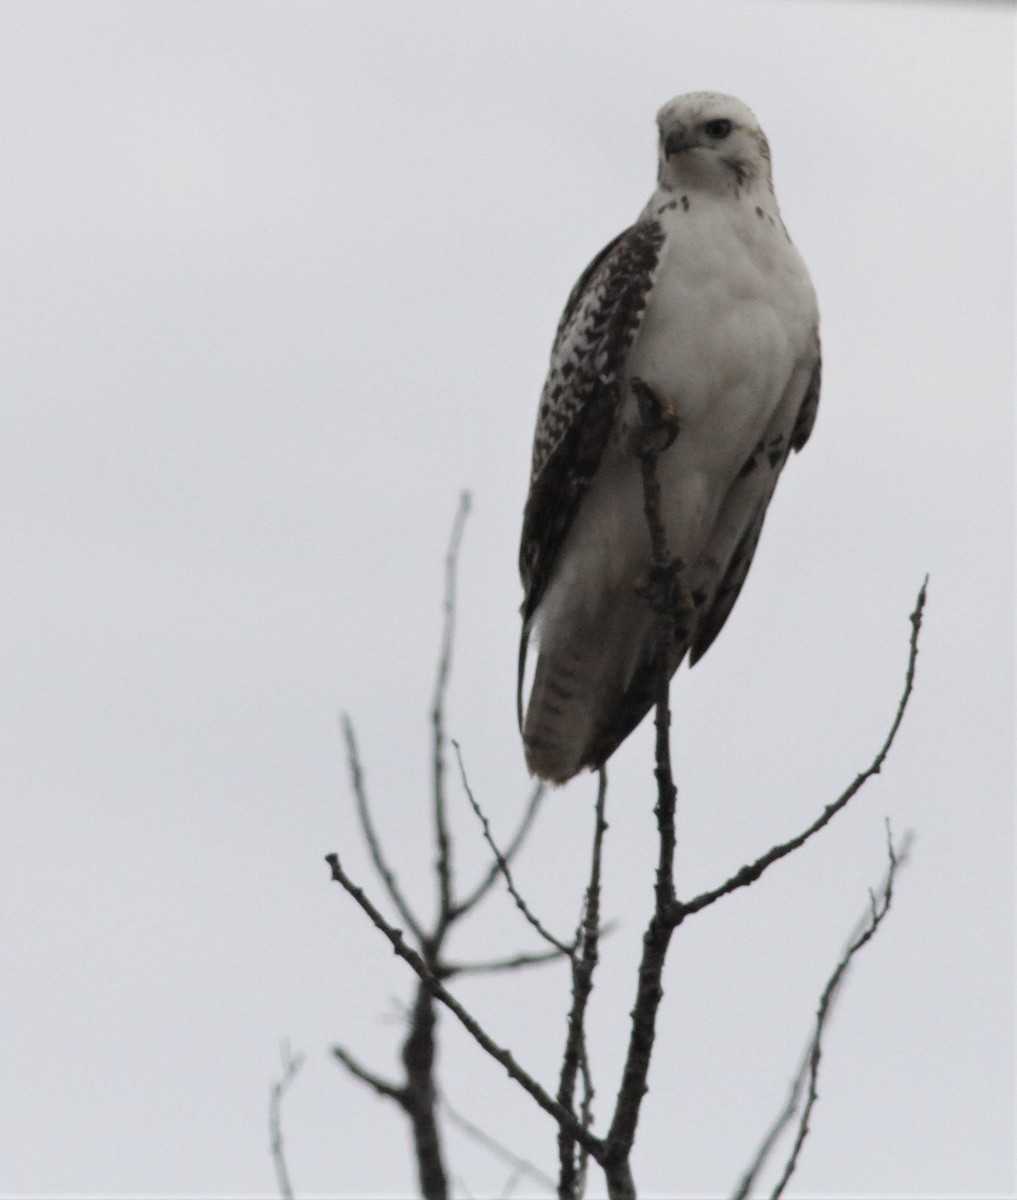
[
  {"xmin": 522, "ymin": 644, "xmax": 600, "ymax": 784},
  {"xmin": 521, "ymin": 590, "xmax": 666, "ymax": 783}
]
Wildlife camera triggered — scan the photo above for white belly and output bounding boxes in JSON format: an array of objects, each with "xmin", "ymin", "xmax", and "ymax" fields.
[{"xmin": 540, "ymin": 194, "xmax": 816, "ymax": 626}]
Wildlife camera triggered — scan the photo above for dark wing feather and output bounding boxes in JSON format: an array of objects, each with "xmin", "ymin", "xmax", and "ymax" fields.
[
  {"xmin": 790, "ymin": 352, "xmax": 822, "ymax": 452},
  {"xmin": 519, "ymin": 220, "xmax": 665, "ymax": 611},
  {"xmin": 517, "ymin": 220, "xmax": 665, "ymax": 726},
  {"xmin": 689, "ymin": 498, "xmax": 770, "ymax": 665}
]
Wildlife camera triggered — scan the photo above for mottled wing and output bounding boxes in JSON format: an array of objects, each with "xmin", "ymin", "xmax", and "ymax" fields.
[
  {"xmin": 517, "ymin": 220, "xmax": 665, "ymax": 725},
  {"xmin": 519, "ymin": 219, "xmax": 666, "ymax": 615},
  {"xmin": 690, "ymin": 352, "xmax": 822, "ymax": 663}
]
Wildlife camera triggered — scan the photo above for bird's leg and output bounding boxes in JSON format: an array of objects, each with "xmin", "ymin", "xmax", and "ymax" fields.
[
  {"xmin": 629, "ymin": 377, "xmax": 689, "ymax": 640},
  {"xmin": 629, "ymin": 376, "xmax": 680, "ymax": 455},
  {"xmin": 634, "ymin": 559, "xmax": 695, "ymax": 641}
]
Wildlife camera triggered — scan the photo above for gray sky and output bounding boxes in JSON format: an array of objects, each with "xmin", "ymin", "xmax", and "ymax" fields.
[{"xmin": 2, "ymin": 2, "xmax": 1013, "ymax": 1197}]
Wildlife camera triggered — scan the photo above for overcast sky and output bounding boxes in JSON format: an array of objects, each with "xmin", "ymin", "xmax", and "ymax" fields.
[{"xmin": 1, "ymin": 2, "xmax": 1013, "ymax": 1197}]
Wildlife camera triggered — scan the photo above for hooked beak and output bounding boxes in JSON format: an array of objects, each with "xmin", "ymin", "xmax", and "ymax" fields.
[{"xmin": 663, "ymin": 126, "xmax": 696, "ymax": 157}]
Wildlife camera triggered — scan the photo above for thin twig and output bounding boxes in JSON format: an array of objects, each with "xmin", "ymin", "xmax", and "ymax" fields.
[
  {"xmin": 332, "ymin": 1045, "xmax": 406, "ymax": 1106},
  {"xmin": 558, "ymin": 766, "xmax": 609, "ymax": 1198},
  {"xmin": 453, "ymin": 741, "xmax": 574, "ymax": 957},
  {"xmin": 324, "ymin": 849, "xmax": 603, "ymax": 1160},
  {"xmin": 732, "ymin": 825, "xmax": 914, "ymax": 1199},
  {"xmin": 674, "ymin": 578, "xmax": 928, "ymax": 925},
  {"xmin": 442, "ymin": 1094, "xmax": 558, "ymax": 1191},
  {"xmin": 730, "ymin": 1039, "xmax": 810, "ymax": 1200},
  {"xmin": 445, "ymin": 947, "xmax": 570, "ymax": 976},
  {"xmin": 432, "ymin": 491, "xmax": 471, "ymax": 926},
  {"xmin": 769, "ymin": 826, "xmax": 912, "ymax": 1198},
  {"xmin": 342, "ymin": 713, "xmax": 426, "ymax": 946},
  {"xmin": 269, "ymin": 1039, "xmax": 305, "ymax": 1200},
  {"xmin": 454, "ymin": 782, "xmax": 547, "ymax": 918}
]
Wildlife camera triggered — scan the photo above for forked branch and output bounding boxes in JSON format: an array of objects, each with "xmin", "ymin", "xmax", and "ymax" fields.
[
  {"xmin": 331, "ymin": 493, "xmax": 554, "ymax": 1200},
  {"xmin": 269, "ymin": 1040, "xmax": 304, "ymax": 1200},
  {"xmin": 325, "ymin": 847, "xmax": 600, "ymax": 1158},
  {"xmin": 733, "ymin": 823, "xmax": 914, "ymax": 1199}
]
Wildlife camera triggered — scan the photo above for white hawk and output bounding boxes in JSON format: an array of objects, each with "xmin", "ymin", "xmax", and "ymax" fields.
[{"xmin": 518, "ymin": 92, "xmax": 821, "ymax": 784}]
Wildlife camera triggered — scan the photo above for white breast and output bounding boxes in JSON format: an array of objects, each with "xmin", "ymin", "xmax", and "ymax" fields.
[
  {"xmin": 632, "ymin": 195, "xmax": 814, "ymax": 424},
  {"xmin": 616, "ymin": 193, "xmax": 816, "ymax": 555}
]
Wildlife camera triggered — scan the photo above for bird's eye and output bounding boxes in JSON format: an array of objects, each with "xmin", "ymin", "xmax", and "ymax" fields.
[{"xmin": 703, "ymin": 118, "xmax": 733, "ymax": 139}]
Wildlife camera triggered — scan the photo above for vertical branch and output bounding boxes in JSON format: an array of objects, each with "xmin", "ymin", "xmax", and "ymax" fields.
[
  {"xmin": 576, "ymin": 1046, "xmax": 595, "ymax": 1198},
  {"xmin": 432, "ymin": 490, "xmax": 471, "ymax": 927},
  {"xmin": 332, "ymin": 493, "xmax": 565, "ymax": 1197},
  {"xmin": 603, "ymin": 430, "xmax": 680, "ymax": 1198},
  {"xmin": 403, "ymin": 978, "xmax": 448, "ymax": 1200},
  {"xmin": 639, "ymin": 441, "xmax": 678, "ymax": 913},
  {"xmin": 557, "ymin": 767, "xmax": 609, "ymax": 1198},
  {"xmin": 405, "ymin": 488, "xmax": 470, "ymax": 1200},
  {"xmin": 269, "ymin": 1040, "xmax": 304, "ymax": 1200}
]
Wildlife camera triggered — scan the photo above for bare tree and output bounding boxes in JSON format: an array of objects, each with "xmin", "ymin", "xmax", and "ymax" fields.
[{"xmin": 305, "ymin": 448, "xmax": 927, "ymax": 1196}]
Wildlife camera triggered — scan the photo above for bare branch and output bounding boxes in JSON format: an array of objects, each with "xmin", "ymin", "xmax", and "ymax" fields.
[
  {"xmin": 401, "ymin": 978, "xmax": 448, "ymax": 1200},
  {"xmin": 444, "ymin": 947, "xmax": 570, "ymax": 976},
  {"xmin": 769, "ymin": 826, "xmax": 912, "ymax": 1197},
  {"xmin": 558, "ymin": 766, "xmax": 609, "ymax": 1198},
  {"xmin": 331, "ymin": 1045, "xmax": 406, "ymax": 1106},
  {"xmin": 269, "ymin": 1039, "xmax": 305, "ymax": 1200},
  {"xmin": 674, "ymin": 578, "xmax": 928, "ymax": 925},
  {"xmin": 324, "ymin": 849, "xmax": 602, "ymax": 1160},
  {"xmin": 730, "ymin": 1039, "xmax": 810, "ymax": 1200},
  {"xmin": 441, "ymin": 1094, "xmax": 557, "ymax": 1192},
  {"xmin": 577, "ymin": 1045, "xmax": 595, "ymax": 1198},
  {"xmin": 733, "ymin": 825, "xmax": 914, "ymax": 1200},
  {"xmin": 342, "ymin": 713, "xmax": 426, "ymax": 947},
  {"xmin": 454, "ymin": 781, "xmax": 547, "ymax": 918},
  {"xmin": 453, "ymin": 741, "xmax": 574, "ymax": 957},
  {"xmin": 432, "ymin": 491, "xmax": 471, "ymax": 925}
]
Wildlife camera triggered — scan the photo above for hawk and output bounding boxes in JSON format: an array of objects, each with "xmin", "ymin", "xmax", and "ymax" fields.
[{"xmin": 518, "ymin": 92, "xmax": 821, "ymax": 784}]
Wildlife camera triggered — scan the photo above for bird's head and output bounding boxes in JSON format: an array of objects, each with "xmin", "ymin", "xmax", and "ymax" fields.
[{"xmin": 656, "ymin": 92, "xmax": 773, "ymax": 195}]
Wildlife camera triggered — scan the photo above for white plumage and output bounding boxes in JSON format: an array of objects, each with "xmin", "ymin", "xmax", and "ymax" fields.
[{"xmin": 518, "ymin": 93, "xmax": 820, "ymax": 784}]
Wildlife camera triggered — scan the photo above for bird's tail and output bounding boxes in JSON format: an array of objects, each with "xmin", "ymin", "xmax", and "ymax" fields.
[
  {"xmin": 521, "ymin": 590, "xmax": 692, "ymax": 784},
  {"xmin": 522, "ymin": 638, "xmax": 598, "ymax": 784},
  {"xmin": 519, "ymin": 590, "xmax": 646, "ymax": 782}
]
